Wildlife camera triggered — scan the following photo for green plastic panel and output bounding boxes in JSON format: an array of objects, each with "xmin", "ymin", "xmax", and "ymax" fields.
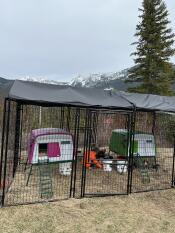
[{"xmin": 109, "ymin": 131, "xmax": 138, "ymax": 156}]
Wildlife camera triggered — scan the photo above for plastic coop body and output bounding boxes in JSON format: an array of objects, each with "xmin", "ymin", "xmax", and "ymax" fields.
[
  {"xmin": 109, "ymin": 129, "xmax": 156, "ymax": 157},
  {"xmin": 27, "ymin": 128, "xmax": 73, "ymax": 164}
]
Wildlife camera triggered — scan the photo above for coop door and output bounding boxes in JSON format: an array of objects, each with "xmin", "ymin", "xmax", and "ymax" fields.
[
  {"xmin": 139, "ymin": 140, "xmax": 155, "ymax": 157},
  {"xmin": 48, "ymin": 143, "xmax": 60, "ymax": 157},
  {"xmin": 145, "ymin": 139, "xmax": 155, "ymax": 156}
]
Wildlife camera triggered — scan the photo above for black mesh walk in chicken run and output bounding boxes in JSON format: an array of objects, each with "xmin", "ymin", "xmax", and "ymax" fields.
[{"xmin": 0, "ymin": 80, "xmax": 175, "ymax": 206}]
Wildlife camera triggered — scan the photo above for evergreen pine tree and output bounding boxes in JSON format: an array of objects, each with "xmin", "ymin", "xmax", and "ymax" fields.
[{"xmin": 128, "ymin": 0, "xmax": 175, "ymax": 95}]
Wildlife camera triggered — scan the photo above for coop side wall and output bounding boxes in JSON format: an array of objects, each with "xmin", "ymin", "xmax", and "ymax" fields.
[{"xmin": 31, "ymin": 134, "xmax": 73, "ymax": 164}]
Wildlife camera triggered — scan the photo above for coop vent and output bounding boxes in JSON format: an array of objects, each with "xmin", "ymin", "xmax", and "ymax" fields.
[
  {"xmin": 61, "ymin": 141, "xmax": 71, "ymax": 145},
  {"xmin": 146, "ymin": 140, "xmax": 153, "ymax": 143}
]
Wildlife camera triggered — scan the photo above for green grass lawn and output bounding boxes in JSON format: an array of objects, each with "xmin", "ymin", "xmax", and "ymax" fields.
[{"xmin": 0, "ymin": 189, "xmax": 175, "ymax": 233}]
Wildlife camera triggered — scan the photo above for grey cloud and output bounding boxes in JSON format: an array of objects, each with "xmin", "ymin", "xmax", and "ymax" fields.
[{"xmin": 0, "ymin": 0, "xmax": 174, "ymax": 81}]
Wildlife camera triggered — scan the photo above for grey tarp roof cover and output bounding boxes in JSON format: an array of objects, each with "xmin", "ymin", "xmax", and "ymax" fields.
[
  {"xmin": 1, "ymin": 79, "xmax": 175, "ymax": 112},
  {"xmin": 118, "ymin": 92, "xmax": 175, "ymax": 113},
  {"xmin": 0, "ymin": 80, "xmax": 132, "ymax": 109}
]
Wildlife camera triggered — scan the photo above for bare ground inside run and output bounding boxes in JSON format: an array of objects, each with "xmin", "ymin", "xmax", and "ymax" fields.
[{"xmin": 0, "ymin": 189, "xmax": 175, "ymax": 233}]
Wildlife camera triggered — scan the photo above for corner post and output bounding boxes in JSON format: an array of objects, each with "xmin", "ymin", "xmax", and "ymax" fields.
[
  {"xmin": 171, "ymin": 136, "xmax": 175, "ymax": 187},
  {"xmin": 13, "ymin": 102, "xmax": 21, "ymax": 177},
  {"xmin": 0, "ymin": 99, "xmax": 7, "ymax": 193},
  {"xmin": 2, "ymin": 100, "xmax": 11, "ymax": 206}
]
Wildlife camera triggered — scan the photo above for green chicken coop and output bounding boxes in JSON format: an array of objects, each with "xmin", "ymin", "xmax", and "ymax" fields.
[{"xmin": 109, "ymin": 129, "xmax": 156, "ymax": 167}]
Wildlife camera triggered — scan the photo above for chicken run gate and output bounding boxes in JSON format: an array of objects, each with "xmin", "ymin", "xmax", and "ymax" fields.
[{"xmin": 0, "ymin": 80, "xmax": 175, "ymax": 206}]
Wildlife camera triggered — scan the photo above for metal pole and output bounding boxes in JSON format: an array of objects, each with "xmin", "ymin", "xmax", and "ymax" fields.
[
  {"xmin": 2, "ymin": 100, "xmax": 11, "ymax": 206},
  {"xmin": 129, "ymin": 108, "xmax": 136, "ymax": 194},
  {"xmin": 80, "ymin": 109, "xmax": 89, "ymax": 198},
  {"xmin": 19, "ymin": 105, "xmax": 23, "ymax": 165},
  {"xmin": 69, "ymin": 108, "xmax": 78, "ymax": 197},
  {"xmin": 60, "ymin": 107, "xmax": 64, "ymax": 128},
  {"xmin": 152, "ymin": 112, "xmax": 156, "ymax": 135},
  {"xmin": 91, "ymin": 111, "xmax": 98, "ymax": 145},
  {"xmin": 66, "ymin": 107, "xmax": 71, "ymax": 131},
  {"xmin": 13, "ymin": 102, "xmax": 21, "ymax": 177},
  {"xmin": 171, "ymin": 136, "xmax": 175, "ymax": 187},
  {"xmin": 127, "ymin": 113, "xmax": 132, "ymax": 194},
  {"xmin": 82, "ymin": 110, "xmax": 92, "ymax": 197},
  {"xmin": 0, "ymin": 99, "xmax": 7, "ymax": 190},
  {"xmin": 73, "ymin": 109, "xmax": 80, "ymax": 197},
  {"xmin": 39, "ymin": 106, "xmax": 42, "ymax": 127}
]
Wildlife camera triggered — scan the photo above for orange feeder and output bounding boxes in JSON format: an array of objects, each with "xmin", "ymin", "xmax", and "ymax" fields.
[{"xmin": 83, "ymin": 151, "xmax": 102, "ymax": 169}]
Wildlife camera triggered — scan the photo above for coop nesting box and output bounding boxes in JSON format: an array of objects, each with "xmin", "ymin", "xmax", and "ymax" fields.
[{"xmin": 109, "ymin": 129, "xmax": 156, "ymax": 164}]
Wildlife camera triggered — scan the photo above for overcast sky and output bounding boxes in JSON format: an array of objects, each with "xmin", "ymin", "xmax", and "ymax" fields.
[{"xmin": 0, "ymin": 0, "xmax": 174, "ymax": 81}]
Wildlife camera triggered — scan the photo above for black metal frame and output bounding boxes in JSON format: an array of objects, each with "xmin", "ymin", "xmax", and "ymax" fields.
[
  {"xmin": 171, "ymin": 136, "xmax": 175, "ymax": 187},
  {"xmin": 1, "ymin": 99, "xmax": 11, "ymax": 206},
  {"xmin": 80, "ymin": 108, "xmax": 90, "ymax": 198},
  {"xmin": 0, "ymin": 99, "xmax": 7, "ymax": 190},
  {"xmin": 13, "ymin": 103, "xmax": 21, "ymax": 177},
  {"xmin": 80, "ymin": 109, "xmax": 133, "ymax": 197},
  {"xmin": 0, "ymin": 98, "xmax": 175, "ymax": 207},
  {"xmin": 82, "ymin": 109, "xmax": 92, "ymax": 197},
  {"xmin": 130, "ymin": 111, "xmax": 175, "ymax": 193},
  {"xmin": 69, "ymin": 108, "xmax": 80, "ymax": 197},
  {"xmin": 128, "ymin": 108, "xmax": 136, "ymax": 194}
]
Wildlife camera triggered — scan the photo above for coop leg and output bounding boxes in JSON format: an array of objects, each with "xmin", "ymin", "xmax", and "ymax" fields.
[{"xmin": 26, "ymin": 165, "xmax": 32, "ymax": 186}]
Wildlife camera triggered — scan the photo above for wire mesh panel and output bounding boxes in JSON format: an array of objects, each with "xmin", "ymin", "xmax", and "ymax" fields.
[
  {"xmin": 0, "ymin": 100, "xmax": 17, "ymax": 206},
  {"xmin": 80, "ymin": 110, "xmax": 132, "ymax": 197},
  {"xmin": 131, "ymin": 111, "xmax": 175, "ymax": 193},
  {"xmin": 2, "ymin": 102, "xmax": 81, "ymax": 206},
  {"xmin": 1, "ymin": 99, "xmax": 175, "ymax": 206},
  {"xmin": 0, "ymin": 99, "xmax": 6, "ymax": 204},
  {"xmin": 69, "ymin": 108, "xmax": 87, "ymax": 198}
]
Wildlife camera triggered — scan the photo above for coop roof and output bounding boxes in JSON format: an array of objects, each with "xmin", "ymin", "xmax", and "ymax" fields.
[
  {"xmin": 31, "ymin": 128, "xmax": 71, "ymax": 138},
  {"xmin": 1, "ymin": 79, "xmax": 175, "ymax": 112}
]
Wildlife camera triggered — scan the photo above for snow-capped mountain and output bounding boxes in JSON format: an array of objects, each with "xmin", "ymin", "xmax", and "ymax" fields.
[
  {"xmin": 70, "ymin": 69, "xmax": 129, "ymax": 88},
  {"xmin": 18, "ymin": 76, "xmax": 68, "ymax": 86},
  {"xmin": 0, "ymin": 67, "xmax": 138, "ymax": 91},
  {"xmin": 16, "ymin": 68, "xmax": 131, "ymax": 90},
  {"xmin": 1, "ymin": 64, "xmax": 175, "ymax": 91}
]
